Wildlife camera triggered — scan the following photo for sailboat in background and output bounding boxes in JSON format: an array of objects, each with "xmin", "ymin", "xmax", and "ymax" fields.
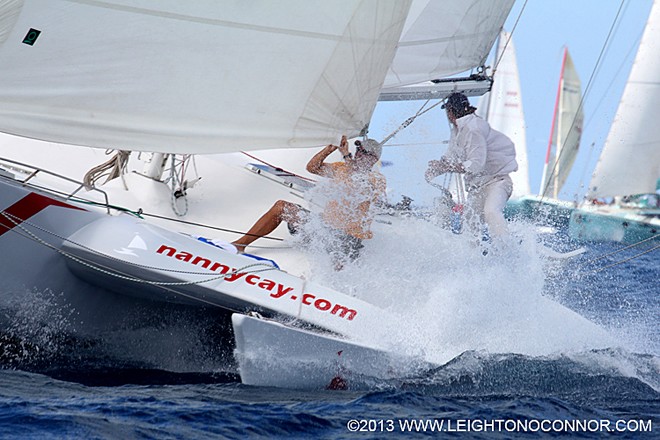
[
  {"xmin": 569, "ymin": 0, "xmax": 660, "ymax": 244},
  {"xmin": 509, "ymin": 47, "xmax": 583, "ymax": 226},
  {"xmin": 539, "ymin": 48, "xmax": 584, "ymax": 200}
]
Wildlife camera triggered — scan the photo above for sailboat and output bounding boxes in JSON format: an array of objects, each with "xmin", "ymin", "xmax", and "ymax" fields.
[
  {"xmin": 0, "ymin": 1, "xmax": 614, "ymax": 388},
  {"xmin": 569, "ymin": 0, "xmax": 660, "ymax": 244},
  {"xmin": 509, "ymin": 47, "xmax": 583, "ymax": 227}
]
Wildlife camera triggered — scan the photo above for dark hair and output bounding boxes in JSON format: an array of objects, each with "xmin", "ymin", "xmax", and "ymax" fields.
[{"xmin": 442, "ymin": 92, "xmax": 477, "ymax": 118}]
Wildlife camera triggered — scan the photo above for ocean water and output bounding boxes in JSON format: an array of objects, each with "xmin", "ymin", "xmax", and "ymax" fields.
[{"xmin": 0, "ymin": 220, "xmax": 658, "ymax": 439}]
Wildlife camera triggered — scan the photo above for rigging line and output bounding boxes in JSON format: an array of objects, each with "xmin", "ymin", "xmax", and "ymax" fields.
[
  {"xmin": 380, "ymin": 141, "xmax": 444, "ymax": 147},
  {"xmin": 11, "ymin": 183, "xmax": 108, "ymax": 210},
  {"xmin": 539, "ymin": 47, "xmax": 568, "ymax": 199},
  {"xmin": 42, "ymin": 182, "xmax": 277, "ymax": 242},
  {"xmin": 578, "ymin": 26, "xmax": 643, "ymax": 191},
  {"xmin": 67, "ymin": 193, "xmax": 287, "ymax": 243},
  {"xmin": 583, "ymin": 3, "xmax": 638, "ymax": 131},
  {"xmin": 139, "ymin": 211, "xmax": 285, "ymax": 241},
  {"xmin": 63, "ymin": 198, "xmax": 142, "ymax": 217},
  {"xmin": 180, "ymin": 154, "xmax": 189, "ymax": 184},
  {"xmin": 579, "ymin": 233, "xmax": 660, "ymax": 265},
  {"xmin": 492, "ymin": 0, "xmax": 529, "ymax": 73},
  {"xmin": 380, "ymin": 98, "xmax": 444, "ymax": 146},
  {"xmin": 539, "ymin": 0, "xmax": 627, "ymax": 203},
  {"xmin": 575, "ymin": 141, "xmax": 597, "ymax": 196},
  {"xmin": 581, "ymin": 242, "xmax": 660, "ymax": 275},
  {"xmin": 169, "ymin": 154, "xmax": 188, "ymax": 217},
  {"xmin": 0, "ymin": 211, "xmax": 293, "ymax": 315}
]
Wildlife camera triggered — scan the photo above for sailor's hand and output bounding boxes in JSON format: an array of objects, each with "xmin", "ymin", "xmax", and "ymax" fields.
[{"xmin": 425, "ymin": 159, "xmax": 446, "ymax": 181}]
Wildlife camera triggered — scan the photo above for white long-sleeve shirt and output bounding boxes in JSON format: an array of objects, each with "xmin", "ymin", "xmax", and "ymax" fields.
[{"xmin": 444, "ymin": 113, "xmax": 518, "ymax": 189}]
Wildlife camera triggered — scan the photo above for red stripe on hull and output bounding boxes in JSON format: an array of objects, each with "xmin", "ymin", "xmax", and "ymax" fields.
[{"xmin": 0, "ymin": 192, "xmax": 85, "ymax": 237}]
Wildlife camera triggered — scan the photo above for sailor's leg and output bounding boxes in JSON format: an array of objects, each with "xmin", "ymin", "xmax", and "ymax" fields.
[
  {"xmin": 324, "ymin": 229, "xmax": 363, "ymax": 271},
  {"xmin": 232, "ymin": 200, "xmax": 300, "ymax": 250},
  {"xmin": 464, "ymin": 191, "xmax": 486, "ymax": 238},
  {"xmin": 482, "ymin": 176, "xmax": 513, "ymax": 238}
]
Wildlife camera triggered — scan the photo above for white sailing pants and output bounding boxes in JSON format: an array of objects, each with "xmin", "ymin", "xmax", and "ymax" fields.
[{"xmin": 466, "ymin": 175, "xmax": 513, "ymax": 238}]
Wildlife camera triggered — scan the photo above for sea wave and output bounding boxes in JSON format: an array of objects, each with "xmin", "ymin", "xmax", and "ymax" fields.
[
  {"xmin": 399, "ymin": 349, "xmax": 660, "ymax": 399},
  {"xmin": 0, "ymin": 351, "xmax": 657, "ymax": 440}
]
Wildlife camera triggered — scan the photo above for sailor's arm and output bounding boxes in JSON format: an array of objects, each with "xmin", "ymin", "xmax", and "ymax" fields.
[
  {"xmin": 426, "ymin": 130, "xmax": 485, "ymax": 180},
  {"xmin": 425, "ymin": 156, "xmax": 466, "ymax": 181},
  {"xmin": 463, "ymin": 130, "xmax": 488, "ymax": 174},
  {"xmin": 307, "ymin": 135, "xmax": 349, "ymax": 176}
]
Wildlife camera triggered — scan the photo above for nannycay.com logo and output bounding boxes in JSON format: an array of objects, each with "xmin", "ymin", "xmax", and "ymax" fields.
[{"xmin": 156, "ymin": 244, "xmax": 358, "ymax": 321}]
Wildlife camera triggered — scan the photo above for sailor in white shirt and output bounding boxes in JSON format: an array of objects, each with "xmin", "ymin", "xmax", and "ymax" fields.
[{"xmin": 425, "ymin": 92, "xmax": 518, "ymax": 238}]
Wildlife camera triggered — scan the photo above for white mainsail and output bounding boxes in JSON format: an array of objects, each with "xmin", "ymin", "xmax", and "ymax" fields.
[
  {"xmin": 477, "ymin": 30, "xmax": 530, "ymax": 199},
  {"xmin": 586, "ymin": 0, "xmax": 660, "ymax": 199},
  {"xmin": 0, "ymin": 0, "xmax": 513, "ymax": 156},
  {"xmin": 0, "ymin": 0, "xmax": 410, "ymax": 154},
  {"xmin": 539, "ymin": 48, "xmax": 583, "ymax": 199}
]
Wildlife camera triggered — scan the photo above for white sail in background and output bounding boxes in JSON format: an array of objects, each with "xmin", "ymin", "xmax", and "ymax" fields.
[
  {"xmin": 539, "ymin": 48, "xmax": 583, "ymax": 199},
  {"xmin": 477, "ymin": 30, "xmax": 530, "ymax": 199},
  {"xmin": 586, "ymin": 0, "xmax": 660, "ymax": 199},
  {"xmin": 383, "ymin": 0, "xmax": 515, "ymax": 88}
]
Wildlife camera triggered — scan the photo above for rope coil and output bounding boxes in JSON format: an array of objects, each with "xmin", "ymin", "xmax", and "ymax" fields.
[{"xmin": 82, "ymin": 150, "xmax": 130, "ymax": 189}]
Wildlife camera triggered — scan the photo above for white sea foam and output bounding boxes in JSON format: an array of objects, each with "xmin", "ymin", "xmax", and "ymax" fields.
[
  {"xmin": 297, "ymin": 214, "xmax": 617, "ymax": 366},
  {"xmin": 1, "ymin": 288, "xmax": 75, "ymax": 361}
]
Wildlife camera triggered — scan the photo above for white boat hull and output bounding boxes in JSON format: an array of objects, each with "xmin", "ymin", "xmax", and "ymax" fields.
[
  {"xmin": 232, "ymin": 313, "xmax": 432, "ymax": 389},
  {"xmin": 0, "ymin": 170, "xmax": 400, "ymax": 373},
  {"xmin": 569, "ymin": 205, "xmax": 660, "ymax": 243},
  {"xmin": 0, "ymin": 177, "xmax": 241, "ymax": 369}
]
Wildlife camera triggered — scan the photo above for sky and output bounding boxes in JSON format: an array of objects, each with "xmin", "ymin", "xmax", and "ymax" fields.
[{"xmin": 371, "ymin": 0, "xmax": 654, "ymax": 208}]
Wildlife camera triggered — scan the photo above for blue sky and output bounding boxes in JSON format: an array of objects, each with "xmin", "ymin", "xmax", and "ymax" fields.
[{"xmin": 372, "ymin": 0, "xmax": 654, "ymax": 207}]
